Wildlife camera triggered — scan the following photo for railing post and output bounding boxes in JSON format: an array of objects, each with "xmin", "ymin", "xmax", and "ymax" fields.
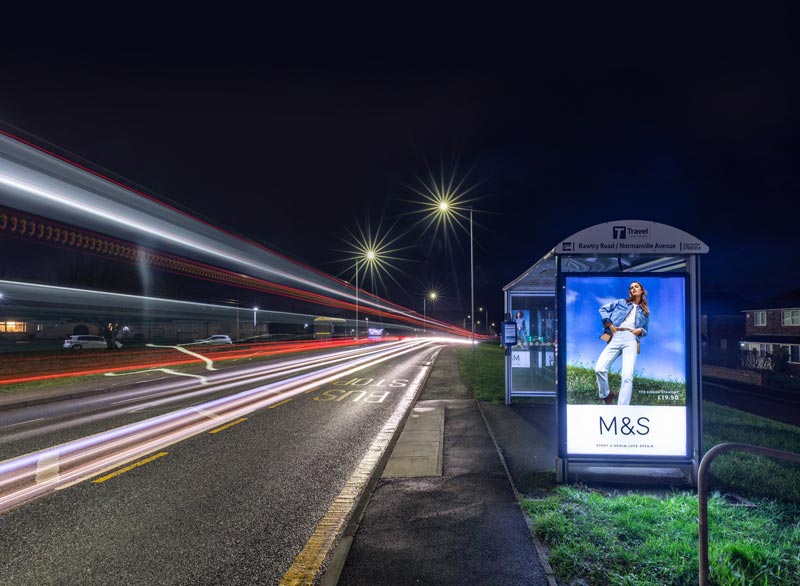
[{"xmin": 698, "ymin": 442, "xmax": 800, "ymax": 586}]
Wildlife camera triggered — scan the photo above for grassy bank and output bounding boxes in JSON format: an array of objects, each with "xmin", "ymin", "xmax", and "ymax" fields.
[
  {"xmin": 525, "ymin": 488, "xmax": 800, "ymax": 586},
  {"xmin": 455, "ymin": 343, "xmax": 800, "ymax": 585},
  {"xmin": 455, "ymin": 343, "xmax": 506, "ymax": 402}
]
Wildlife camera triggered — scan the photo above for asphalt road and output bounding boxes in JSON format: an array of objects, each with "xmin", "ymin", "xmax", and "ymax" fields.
[
  {"xmin": 703, "ymin": 380, "xmax": 800, "ymax": 427},
  {"xmin": 0, "ymin": 342, "xmax": 442, "ymax": 585}
]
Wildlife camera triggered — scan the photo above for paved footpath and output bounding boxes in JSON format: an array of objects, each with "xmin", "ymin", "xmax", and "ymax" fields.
[{"xmin": 335, "ymin": 345, "xmax": 554, "ymax": 586}]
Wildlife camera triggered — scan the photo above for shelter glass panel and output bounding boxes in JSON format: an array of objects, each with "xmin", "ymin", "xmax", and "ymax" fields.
[{"xmin": 509, "ymin": 294, "xmax": 556, "ymax": 394}]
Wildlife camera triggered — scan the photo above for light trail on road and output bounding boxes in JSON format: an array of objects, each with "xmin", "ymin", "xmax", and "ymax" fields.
[
  {"xmin": 0, "ymin": 339, "xmax": 424, "ymax": 443},
  {"xmin": 0, "ymin": 339, "xmax": 439, "ymax": 514}
]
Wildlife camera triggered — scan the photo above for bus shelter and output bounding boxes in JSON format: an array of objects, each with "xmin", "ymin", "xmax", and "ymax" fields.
[{"xmin": 503, "ymin": 220, "xmax": 708, "ymax": 483}]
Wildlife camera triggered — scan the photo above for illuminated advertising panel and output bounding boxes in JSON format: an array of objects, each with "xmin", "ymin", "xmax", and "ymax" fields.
[
  {"xmin": 563, "ymin": 274, "xmax": 689, "ymax": 457},
  {"xmin": 510, "ymin": 309, "xmax": 530, "ymax": 368}
]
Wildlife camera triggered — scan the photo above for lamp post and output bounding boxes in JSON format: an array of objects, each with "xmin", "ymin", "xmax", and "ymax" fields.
[
  {"xmin": 354, "ymin": 249, "xmax": 377, "ymax": 341},
  {"xmin": 423, "ymin": 195, "xmax": 478, "ymax": 349},
  {"xmin": 253, "ymin": 306, "xmax": 258, "ymax": 328},
  {"xmin": 423, "ymin": 291, "xmax": 437, "ymax": 333},
  {"xmin": 479, "ymin": 306, "xmax": 488, "ymax": 335},
  {"xmin": 355, "ymin": 258, "xmax": 359, "ymax": 341},
  {"xmin": 469, "ymin": 206, "xmax": 474, "ymax": 349}
]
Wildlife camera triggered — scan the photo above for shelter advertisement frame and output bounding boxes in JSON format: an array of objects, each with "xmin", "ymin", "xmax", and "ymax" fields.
[{"xmin": 557, "ymin": 272, "xmax": 692, "ymax": 460}]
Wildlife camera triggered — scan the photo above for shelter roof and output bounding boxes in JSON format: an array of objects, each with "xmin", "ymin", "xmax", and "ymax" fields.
[{"xmin": 504, "ymin": 220, "xmax": 708, "ymax": 293}]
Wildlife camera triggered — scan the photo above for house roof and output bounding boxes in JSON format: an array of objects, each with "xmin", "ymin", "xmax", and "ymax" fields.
[{"xmin": 743, "ymin": 288, "xmax": 800, "ymax": 311}]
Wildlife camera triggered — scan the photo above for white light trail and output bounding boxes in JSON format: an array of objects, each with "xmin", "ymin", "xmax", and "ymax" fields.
[{"xmin": 0, "ymin": 339, "xmax": 440, "ymax": 513}]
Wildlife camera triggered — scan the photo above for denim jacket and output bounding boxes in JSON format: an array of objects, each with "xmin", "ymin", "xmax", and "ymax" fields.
[{"xmin": 599, "ymin": 299, "xmax": 648, "ymax": 338}]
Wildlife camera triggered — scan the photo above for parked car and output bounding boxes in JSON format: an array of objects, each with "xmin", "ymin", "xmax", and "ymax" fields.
[
  {"xmin": 63, "ymin": 335, "xmax": 123, "ymax": 350},
  {"xmin": 193, "ymin": 335, "xmax": 233, "ymax": 345}
]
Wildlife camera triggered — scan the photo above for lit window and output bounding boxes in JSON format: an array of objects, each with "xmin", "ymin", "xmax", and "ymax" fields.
[
  {"xmin": 0, "ymin": 321, "xmax": 27, "ymax": 333},
  {"xmin": 754, "ymin": 311, "xmax": 767, "ymax": 326},
  {"xmin": 782, "ymin": 309, "xmax": 800, "ymax": 326}
]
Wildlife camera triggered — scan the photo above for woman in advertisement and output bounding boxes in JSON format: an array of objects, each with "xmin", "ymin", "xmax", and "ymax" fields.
[
  {"xmin": 514, "ymin": 311, "xmax": 528, "ymax": 349},
  {"xmin": 595, "ymin": 281, "xmax": 650, "ymax": 405}
]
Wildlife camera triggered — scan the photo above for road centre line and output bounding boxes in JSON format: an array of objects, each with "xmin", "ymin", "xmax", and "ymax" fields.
[
  {"xmin": 268, "ymin": 399, "xmax": 293, "ymax": 409},
  {"xmin": 91, "ymin": 452, "xmax": 168, "ymax": 484},
  {"xmin": 0, "ymin": 418, "xmax": 43, "ymax": 430},
  {"xmin": 209, "ymin": 417, "xmax": 248, "ymax": 434}
]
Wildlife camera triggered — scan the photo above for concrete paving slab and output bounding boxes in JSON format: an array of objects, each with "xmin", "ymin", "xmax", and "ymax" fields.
[{"xmin": 381, "ymin": 406, "xmax": 443, "ymax": 478}]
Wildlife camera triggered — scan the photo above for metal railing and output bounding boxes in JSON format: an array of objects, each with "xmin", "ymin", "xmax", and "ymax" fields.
[{"xmin": 698, "ymin": 442, "xmax": 800, "ymax": 586}]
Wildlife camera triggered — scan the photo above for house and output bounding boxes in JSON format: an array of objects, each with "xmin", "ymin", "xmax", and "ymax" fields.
[{"xmin": 740, "ymin": 288, "xmax": 800, "ymax": 374}]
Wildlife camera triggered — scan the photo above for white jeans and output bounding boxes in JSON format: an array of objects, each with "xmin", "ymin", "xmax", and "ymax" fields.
[{"xmin": 594, "ymin": 330, "xmax": 638, "ymax": 405}]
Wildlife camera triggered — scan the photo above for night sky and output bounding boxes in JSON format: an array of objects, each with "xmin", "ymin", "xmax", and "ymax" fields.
[{"xmin": 1, "ymin": 12, "xmax": 798, "ymax": 323}]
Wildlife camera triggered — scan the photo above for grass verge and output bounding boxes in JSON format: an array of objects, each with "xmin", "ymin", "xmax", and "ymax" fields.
[
  {"xmin": 525, "ymin": 487, "xmax": 800, "ymax": 586},
  {"xmin": 455, "ymin": 343, "xmax": 506, "ymax": 402}
]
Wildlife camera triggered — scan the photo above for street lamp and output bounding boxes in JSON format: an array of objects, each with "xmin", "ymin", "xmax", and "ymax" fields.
[
  {"xmin": 479, "ymin": 306, "xmax": 488, "ymax": 335},
  {"xmin": 252, "ymin": 306, "xmax": 258, "ymax": 328},
  {"xmin": 423, "ymin": 291, "xmax": 437, "ymax": 333}
]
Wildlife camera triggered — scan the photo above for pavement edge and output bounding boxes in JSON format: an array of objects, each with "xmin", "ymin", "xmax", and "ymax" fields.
[{"xmin": 476, "ymin": 400, "xmax": 559, "ymax": 586}]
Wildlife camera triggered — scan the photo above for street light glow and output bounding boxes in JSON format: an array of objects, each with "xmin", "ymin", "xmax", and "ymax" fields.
[
  {"xmin": 339, "ymin": 219, "xmax": 411, "ymax": 302},
  {"xmin": 422, "ymin": 289, "xmax": 439, "ymax": 334},
  {"xmin": 405, "ymin": 163, "xmax": 487, "ymax": 345}
]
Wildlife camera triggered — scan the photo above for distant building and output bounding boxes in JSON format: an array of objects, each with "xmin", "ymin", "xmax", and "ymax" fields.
[{"xmin": 740, "ymin": 288, "xmax": 800, "ymax": 374}]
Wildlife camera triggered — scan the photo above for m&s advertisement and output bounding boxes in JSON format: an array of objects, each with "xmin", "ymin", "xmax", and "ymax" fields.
[{"xmin": 563, "ymin": 274, "xmax": 689, "ymax": 457}]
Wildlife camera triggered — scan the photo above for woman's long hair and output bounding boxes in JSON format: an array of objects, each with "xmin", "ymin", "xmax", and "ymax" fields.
[{"xmin": 628, "ymin": 281, "xmax": 649, "ymax": 316}]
